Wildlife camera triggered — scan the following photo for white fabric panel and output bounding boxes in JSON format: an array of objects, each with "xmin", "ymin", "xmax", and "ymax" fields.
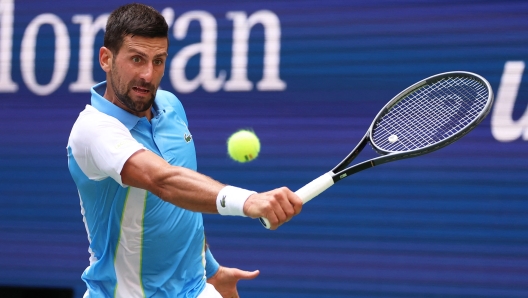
[
  {"xmin": 68, "ymin": 105, "xmax": 145, "ymax": 186},
  {"xmin": 114, "ymin": 187, "xmax": 148, "ymax": 298}
]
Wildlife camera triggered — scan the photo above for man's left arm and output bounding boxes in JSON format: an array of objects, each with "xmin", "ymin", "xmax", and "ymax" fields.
[
  {"xmin": 207, "ymin": 266, "xmax": 259, "ymax": 298},
  {"xmin": 205, "ymin": 244, "xmax": 259, "ymax": 298}
]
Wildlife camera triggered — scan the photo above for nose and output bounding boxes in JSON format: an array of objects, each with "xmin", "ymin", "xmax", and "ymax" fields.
[{"xmin": 139, "ymin": 63, "xmax": 154, "ymax": 82}]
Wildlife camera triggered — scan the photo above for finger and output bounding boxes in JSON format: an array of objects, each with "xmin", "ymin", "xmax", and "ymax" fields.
[
  {"xmin": 276, "ymin": 189, "xmax": 296, "ymax": 220},
  {"xmin": 289, "ymin": 191, "xmax": 303, "ymax": 215},
  {"xmin": 270, "ymin": 198, "xmax": 288, "ymax": 225},
  {"xmin": 263, "ymin": 206, "xmax": 280, "ymax": 230},
  {"xmin": 234, "ymin": 269, "xmax": 260, "ymax": 280}
]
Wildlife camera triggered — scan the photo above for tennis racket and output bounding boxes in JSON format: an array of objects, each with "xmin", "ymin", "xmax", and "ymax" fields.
[{"xmin": 260, "ymin": 71, "xmax": 494, "ymax": 229}]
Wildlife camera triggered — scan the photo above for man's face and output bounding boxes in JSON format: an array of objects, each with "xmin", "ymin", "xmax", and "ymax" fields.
[{"xmin": 108, "ymin": 35, "xmax": 168, "ymax": 114}]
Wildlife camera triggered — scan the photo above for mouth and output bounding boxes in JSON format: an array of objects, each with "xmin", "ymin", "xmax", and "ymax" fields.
[{"xmin": 132, "ymin": 86, "xmax": 150, "ymax": 95}]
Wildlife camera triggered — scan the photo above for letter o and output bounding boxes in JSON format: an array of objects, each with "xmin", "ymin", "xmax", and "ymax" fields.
[{"xmin": 21, "ymin": 13, "xmax": 70, "ymax": 96}]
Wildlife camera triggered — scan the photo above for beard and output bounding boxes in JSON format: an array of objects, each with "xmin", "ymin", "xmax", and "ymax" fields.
[{"xmin": 110, "ymin": 65, "xmax": 157, "ymax": 113}]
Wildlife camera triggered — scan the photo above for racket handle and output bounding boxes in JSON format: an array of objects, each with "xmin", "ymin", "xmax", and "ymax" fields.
[
  {"xmin": 295, "ymin": 172, "xmax": 335, "ymax": 204},
  {"xmin": 259, "ymin": 172, "xmax": 334, "ymax": 229}
]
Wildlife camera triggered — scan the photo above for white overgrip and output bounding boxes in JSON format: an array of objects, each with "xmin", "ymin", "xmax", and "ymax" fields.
[
  {"xmin": 259, "ymin": 172, "xmax": 335, "ymax": 229},
  {"xmin": 295, "ymin": 172, "xmax": 335, "ymax": 204}
]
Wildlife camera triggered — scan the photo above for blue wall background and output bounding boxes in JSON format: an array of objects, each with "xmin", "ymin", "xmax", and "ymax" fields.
[{"xmin": 0, "ymin": 0, "xmax": 527, "ymax": 297}]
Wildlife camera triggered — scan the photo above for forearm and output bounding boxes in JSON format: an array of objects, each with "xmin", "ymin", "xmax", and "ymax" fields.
[
  {"xmin": 156, "ymin": 168, "xmax": 257, "ymax": 216},
  {"xmin": 155, "ymin": 166, "xmax": 224, "ymax": 213},
  {"xmin": 121, "ymin": 149, "xmax": 224, "ymax": 213}
]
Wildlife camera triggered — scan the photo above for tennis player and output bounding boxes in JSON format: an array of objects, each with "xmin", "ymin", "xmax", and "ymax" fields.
[{"xmin": 66, "ymin": 3, "xmax": 302, "ymax": 297}]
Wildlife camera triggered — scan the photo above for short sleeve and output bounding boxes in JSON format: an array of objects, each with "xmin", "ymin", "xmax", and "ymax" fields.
[
  {"xmin": 205, "ymin": 246, "xmax": 220, "ymax": 279},
  {"xmin": 68, "ymin": 105, "xmax": 145, "ymax": 186}
]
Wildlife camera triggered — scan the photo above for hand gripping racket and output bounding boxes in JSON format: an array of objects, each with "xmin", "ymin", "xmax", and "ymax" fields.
[{"xmin": 260, "ymin": 71, "xmax": 494, "ymax": 229}]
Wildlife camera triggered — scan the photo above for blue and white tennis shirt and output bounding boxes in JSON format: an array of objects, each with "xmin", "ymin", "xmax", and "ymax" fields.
[{"xmin": 67, "ymin": 82, "xmax": 219, "ymax": 298}]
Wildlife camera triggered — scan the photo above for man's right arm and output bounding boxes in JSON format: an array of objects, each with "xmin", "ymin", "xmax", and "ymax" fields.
[{"xmin": 120, "ymin": 149, "xmax": 302, "ymax": 230}]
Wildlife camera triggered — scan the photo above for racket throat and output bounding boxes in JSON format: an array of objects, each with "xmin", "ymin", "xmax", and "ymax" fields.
[
  {"xmin": 333, "ymin": 158, "xmax": 379, "ymax": 183},
  {"xmin": 332, "ymin": 133, "xmax": 369, "ymax": 173}
]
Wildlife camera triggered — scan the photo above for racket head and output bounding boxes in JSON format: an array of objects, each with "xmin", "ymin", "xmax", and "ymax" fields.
[{"xmin": 368, "ymin": 71, "xmax": 493, "ymax": 156}]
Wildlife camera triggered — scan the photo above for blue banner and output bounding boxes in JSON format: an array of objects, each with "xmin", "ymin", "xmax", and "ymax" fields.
[{"xmin": 1, "ymin": 0, "xmax": 527, "ymax": 297}]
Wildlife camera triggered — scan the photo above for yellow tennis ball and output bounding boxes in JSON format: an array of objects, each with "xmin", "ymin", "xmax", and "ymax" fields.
[{"xmin": 227, "ymin": 129, "xmax": 260, "ymax": 163}]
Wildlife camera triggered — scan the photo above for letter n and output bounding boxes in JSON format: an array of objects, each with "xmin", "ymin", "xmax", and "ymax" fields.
[
  {"xmin": 225, "ymin": 10, "xmax": 286, "ymax": 91},
  {"xmin": 69, "ymin": 14, "xmax": 108, "ymax": 92}
]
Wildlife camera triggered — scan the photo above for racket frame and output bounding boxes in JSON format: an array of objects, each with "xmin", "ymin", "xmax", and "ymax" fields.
[
  {"xmin": 331, "ymin": 71, "xmax": 493, "ymax": 184},
  {"xmin": 260, "ymin": 71, "xmax": 493, "ymax": 229}
]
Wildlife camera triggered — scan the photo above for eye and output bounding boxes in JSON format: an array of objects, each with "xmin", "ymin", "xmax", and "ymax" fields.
[
  {"xmin": 132, "ymin": 56, "xmax": 142, "ymax": 63},
  {"xmin": 154, "ymin": 59, "xmax": 164, "ymax": 66}
]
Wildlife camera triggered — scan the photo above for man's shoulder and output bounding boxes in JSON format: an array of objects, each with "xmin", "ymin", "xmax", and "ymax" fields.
[
  {"xmin": 72, "ymin": 105, "xmax": 127, "ymax": 135},
  {"xmin": 155, "ymin": 90, "xmax": 184, "ymax": 110}
]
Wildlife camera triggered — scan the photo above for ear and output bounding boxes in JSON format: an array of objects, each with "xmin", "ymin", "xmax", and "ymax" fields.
[{"xmin": 99, "ymin": 47, "xmax": 112, "ymax": 73}]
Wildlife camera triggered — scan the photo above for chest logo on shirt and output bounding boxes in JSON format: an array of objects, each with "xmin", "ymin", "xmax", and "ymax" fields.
[{"xmin": 184, "ymin": 133, "xmax": 192, "ymax": 143}]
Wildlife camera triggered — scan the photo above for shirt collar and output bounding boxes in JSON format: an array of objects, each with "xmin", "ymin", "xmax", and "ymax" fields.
[{"xmin": 90, "ymin": 81, "xmax": 141, "ymax": 130}]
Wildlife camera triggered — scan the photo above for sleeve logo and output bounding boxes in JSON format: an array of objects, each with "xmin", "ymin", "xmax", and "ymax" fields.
[{"xmin": 184, "ymin": 133, "xmax": 192, "ymax": 143}]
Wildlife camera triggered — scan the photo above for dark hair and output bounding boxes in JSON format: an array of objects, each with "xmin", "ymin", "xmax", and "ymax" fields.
[{"xmin": 104, "ymin": 3, "xmax": 168, "ymax": 54}]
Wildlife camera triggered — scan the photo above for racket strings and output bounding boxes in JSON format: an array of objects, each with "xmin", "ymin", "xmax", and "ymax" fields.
[{"xmin": 372, "ymin": 76, "xmax": 489, "ymax": 152}]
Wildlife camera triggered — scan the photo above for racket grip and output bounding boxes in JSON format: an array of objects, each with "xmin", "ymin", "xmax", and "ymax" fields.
[
  {"xmin": 259, "ymin": 172, "xmax": 334, "ymax": 229},
  {"xmin": 295, "ymin": 172, "xmax": 334, "ymax": 204}
]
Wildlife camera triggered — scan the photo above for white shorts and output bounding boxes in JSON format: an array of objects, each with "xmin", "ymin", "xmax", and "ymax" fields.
[{"xmin": 197, "ymin": 283, "xmax": 222, "ymax": 298}]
